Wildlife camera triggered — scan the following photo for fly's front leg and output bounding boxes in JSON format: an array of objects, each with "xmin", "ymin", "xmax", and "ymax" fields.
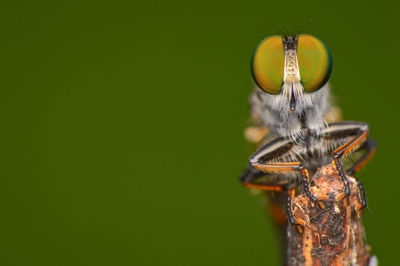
[
  {"xmin": 286, "ymin": 188, "xmax": 306, "ymax": 234},
  {"xmin": 239, "ymin": 166, "xmax": 287, "ymax": 191},
  {"xmin": 247, "ymin": 138, "xmax": 328, "ymax": 207},
  {"xmin": 355, "ymin": 179, "xmax": 368, "ymax": 218},
  {"xmin": 348, "ymin": 138, "xmax": 376, "ymax": 217},
  {"xmin": 322, "ymin": 122, "xmax": 372, "ymax": 207},
  {"xmin": 347, "ymin": 138, "xmax": 376, "ymax": 176}
]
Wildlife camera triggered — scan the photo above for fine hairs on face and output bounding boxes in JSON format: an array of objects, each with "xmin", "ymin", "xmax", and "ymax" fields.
[{"xmin": 250, "ymin": 83, "xmax": 331, "ymax": 141}]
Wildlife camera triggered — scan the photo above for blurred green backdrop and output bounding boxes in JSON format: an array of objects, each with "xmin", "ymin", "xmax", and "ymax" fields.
[{"xmin": 0, "ymin": 1, "xmax": 399, "ymax": 265}]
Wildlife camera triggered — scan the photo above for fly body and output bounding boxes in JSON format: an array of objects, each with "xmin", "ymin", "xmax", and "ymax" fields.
[{"xmin": 241, "ymin": 34, "xmax": 376, "ymax": 232}]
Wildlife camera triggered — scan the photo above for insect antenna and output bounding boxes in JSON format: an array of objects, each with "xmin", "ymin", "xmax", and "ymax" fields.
[
  {"xmin": 265, "ymin": 21, "xmax": 290, "ymax": 37},
  {"xmin": 294, "ymin": 18, "xmax": 316, "ymax": 35}
]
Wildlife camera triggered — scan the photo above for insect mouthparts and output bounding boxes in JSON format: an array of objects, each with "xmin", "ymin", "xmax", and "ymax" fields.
[
  {"xmin": 290, "ymin": 88, "xmax": 296, "ymax": 111},
  {"xmin": 290, "ymin": 98, "xmax": 296, "ymax": 111}
]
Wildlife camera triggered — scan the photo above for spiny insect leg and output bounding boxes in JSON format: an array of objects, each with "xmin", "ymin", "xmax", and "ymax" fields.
[
  {"xmin": 239, "ymin": 166, "xmax": 287, "ymax": 191},
  {"xmin": 286, "ymin": 188, "xmax": 306, "ymax": 234},
  {"xmin": 299, "ymin": 165, "xmax": 329, "ymax": 209},
  {"xmin": 299, "ymin": 166, "xmax": 316, "ymax": 203},
  {"xmin": 248, "ymin": 137, "xmax": 327, "ymax": 207},
  {"xmin": 321, "ymin": 122, "xmax": 370, "ymax": 202},
  {"xmin": 355, "ymin": 178, "xmax": 368, "ymax": 218},
  {"xmin": 286, "ymin": 189, "xmax": 295, "ymax": 225},
  {"xmin": 347, "ymin": 138, "xmax": 376, "ymax": 176},
  {"xmin": 345, "ymin": 138, "xmax": 375, "ymax": 217}
]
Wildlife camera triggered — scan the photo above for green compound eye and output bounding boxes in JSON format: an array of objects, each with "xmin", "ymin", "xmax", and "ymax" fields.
[
  {"xmin": 297, "ymin": 34, "xmax": 332, "ymax": 93},
  {"xmin": 251, "ymin": 36, "xmax": 284, "ymax": 95}
]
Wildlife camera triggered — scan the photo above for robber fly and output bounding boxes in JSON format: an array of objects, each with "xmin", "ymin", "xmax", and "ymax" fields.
[{"xmin": 240, "ymin": 34, "xmax": 376, "ymax": 232}]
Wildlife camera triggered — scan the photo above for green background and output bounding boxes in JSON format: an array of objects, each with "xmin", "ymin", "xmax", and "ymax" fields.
[{"xmin": 1, "ymin": 1, "xmax": 398, "ymax": 265}]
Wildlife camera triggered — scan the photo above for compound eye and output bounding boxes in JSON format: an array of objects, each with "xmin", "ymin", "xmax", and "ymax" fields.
[
  {"xmin": 297, "ymin": 34, "xmax": 332, "ymax": 93},
  {"xmin": 251, "ymin": 36, "xmax": 284, "ymax": 95}
]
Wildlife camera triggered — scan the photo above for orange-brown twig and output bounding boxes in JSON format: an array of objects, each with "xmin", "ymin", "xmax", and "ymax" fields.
[{"xmin": 286, "ymin": 164, "xmax": 372, "ymax": 265}]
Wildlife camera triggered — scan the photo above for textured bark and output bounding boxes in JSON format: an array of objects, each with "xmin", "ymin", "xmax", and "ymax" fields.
[{"xmin": 286, "ymin": 164, "xmax": 372, "ymax": 266}]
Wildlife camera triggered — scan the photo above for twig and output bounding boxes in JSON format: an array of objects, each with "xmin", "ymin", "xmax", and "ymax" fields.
[{"xmin": 285, "ymin": 164, "xmax": 375, "ymax": 265}]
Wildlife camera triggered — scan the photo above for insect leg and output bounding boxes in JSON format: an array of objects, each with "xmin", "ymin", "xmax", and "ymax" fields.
[
  {"xmin": 239, "ymin": 167, "xmax": 287, "ymax": 191},
  {"xmin": 286, "ymin": 188, "xmax": 306, "ymax": 233},
  {"xmin": 325, "ymin": 122, "xmax": 370, "ymax": 158},
  {"xmin": 347, "ymin": 138, "xmax": 376, "ymax": 175},
  {"xmin": 355, "ymin": 178, "xmax": 368, "ymax": 218},
  {"xmin": 321, "ymin": 122, "xmax": 370, "ymax": 202},
  {"xmin": 346, "ymin": 138, "xmax": 375, "ymax": 217},
  {"xmin": 248, "ymin": 137, "xmax": 326, "ymax": 205}
]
